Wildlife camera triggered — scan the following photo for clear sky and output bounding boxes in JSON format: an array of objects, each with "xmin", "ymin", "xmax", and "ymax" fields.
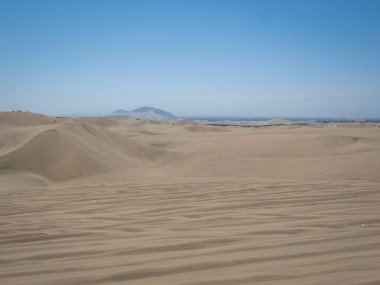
[{"xmin": 1, "ymin": 0, "xmax": 379, "ymax": 118}]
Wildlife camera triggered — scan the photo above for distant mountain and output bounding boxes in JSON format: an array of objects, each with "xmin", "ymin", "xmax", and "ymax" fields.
[
  {"xmin": 108, "ymin": 107, "xmax": 177, "ymax": 120},
  {"xmin": 109, "ymin": 109, "xmax": 130, "ymax": 116},
  {"xmin": 131, "ymin": 107, "xmax": 177, "ymax": 120}
]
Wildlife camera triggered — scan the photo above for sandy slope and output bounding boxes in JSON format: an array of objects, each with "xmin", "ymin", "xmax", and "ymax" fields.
[
  {"xmin": 0, "ymin": 115, "xmax": 175, "ymax": 181},
  {"xmin": 0, "ymin": 113, "xmax": 380, "ymax": 285}
]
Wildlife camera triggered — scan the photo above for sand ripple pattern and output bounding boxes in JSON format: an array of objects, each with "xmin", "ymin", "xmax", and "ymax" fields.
[{"xmin": 1, "ymin": 179, "xmax": 380, "ymax": 285}]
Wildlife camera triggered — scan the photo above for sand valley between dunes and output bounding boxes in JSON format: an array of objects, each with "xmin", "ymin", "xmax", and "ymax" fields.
[{"xmin": 0, "ymin": 112, "xmax": 380, "ymax": 285}]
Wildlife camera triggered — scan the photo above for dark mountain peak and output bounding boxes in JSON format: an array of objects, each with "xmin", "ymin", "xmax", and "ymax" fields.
[
  {"xmin": 110, "ymin": 109, "xmax": 129, "ymax": 115},
  {"xmin": 131, "ymin": 107, "xmax": 177, "ymax": 119},
  {"xmin": 132, "ymin": 106, "xmax": 155, "ymax": 113},
  {"xmin": 108, "ymin": 107, "xmax": 177, "ymax": 120}
]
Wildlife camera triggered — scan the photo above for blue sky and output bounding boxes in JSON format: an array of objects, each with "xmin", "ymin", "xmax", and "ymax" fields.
[{"xmin": 0, "ymin": 0, "xmax": 379, "ymax": 118}]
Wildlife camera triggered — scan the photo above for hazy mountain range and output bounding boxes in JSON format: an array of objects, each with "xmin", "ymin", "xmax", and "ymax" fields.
[{"xmin": 108, "ymin": 107, "xmax": 177, "ymax": 120}]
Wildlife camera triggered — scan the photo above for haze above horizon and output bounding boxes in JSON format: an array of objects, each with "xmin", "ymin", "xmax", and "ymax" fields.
[{"xmin": 1, "ymin": 0, "xmax": 379, "ymax": 118}]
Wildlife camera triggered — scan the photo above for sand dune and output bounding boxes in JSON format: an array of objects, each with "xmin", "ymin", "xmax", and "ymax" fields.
[
  {"xmin": 1, "ymin": 113, "xmax": 380, "ymax": 285},
  {"xmin": 0, "ymin": 117, "xmax": 174, "ymax": 181},
  {"xmin": 0, "ymin": 112, "xmax": 59, "ymax": 127}
]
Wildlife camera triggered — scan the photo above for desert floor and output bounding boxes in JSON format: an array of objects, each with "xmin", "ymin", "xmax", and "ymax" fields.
[{"xmin": 1, "ymin": 112, "xmax": 380, "ymax": 285}]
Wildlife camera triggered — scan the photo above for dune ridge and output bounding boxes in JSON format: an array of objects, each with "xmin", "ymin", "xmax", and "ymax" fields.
[
  {"xmin": 0, "ymin": 116, "xmax": 175, "ymax": 181},
  {"xmin": 0, "ymin": 112, "xmax": 58, "ymax": 127}
]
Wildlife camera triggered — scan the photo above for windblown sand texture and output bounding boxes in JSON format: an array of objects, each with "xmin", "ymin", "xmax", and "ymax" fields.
[{"xmin": 1, "ymin": 112, "xmax": 380, "ymax": 285}]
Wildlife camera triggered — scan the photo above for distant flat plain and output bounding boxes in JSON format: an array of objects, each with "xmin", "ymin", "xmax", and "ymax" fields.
[{"xmin": 1, "ymin": 112, "xmax": 380, "ymax": 285}]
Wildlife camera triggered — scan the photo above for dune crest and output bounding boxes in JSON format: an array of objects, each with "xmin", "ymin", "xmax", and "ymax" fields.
[
  {"xmin": 0, "ymin": 115, "xmax": 175, "ymax": 181},
  {"xmin": 0, "ymin": 112, "xmax": 61, "ymax": 128}
]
